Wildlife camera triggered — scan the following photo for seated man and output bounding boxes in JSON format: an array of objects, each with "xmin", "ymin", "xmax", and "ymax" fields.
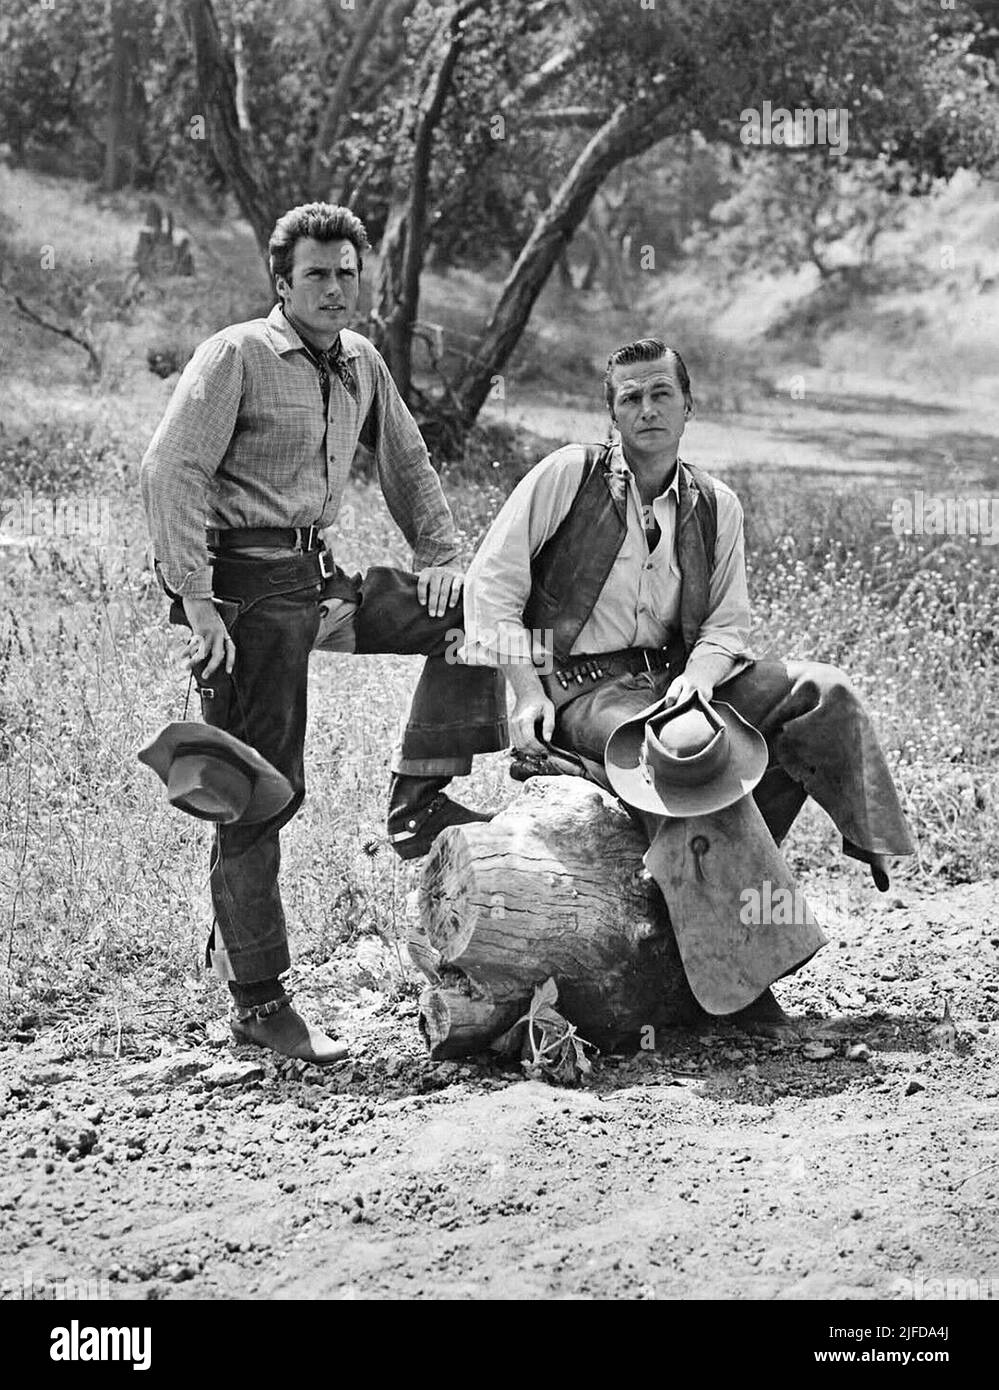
[{"xmin": 458, "ymin": 337, "xmax": 915, "ymax": 1020}]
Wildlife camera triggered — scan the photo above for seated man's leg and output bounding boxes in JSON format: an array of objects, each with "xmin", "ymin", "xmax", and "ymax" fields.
[
  {"xmin": 557, "ymin": 667, "xmax": 822, "ymax": 1020},
  {"xmin": 718, "ymin": 657, "xmax": 915, "ymax": 880},
  {"xmin": 556, "ymin": 670, "xmax": 671, "ymax": 765},
  {"xmin": 555, "ymin": 670, "xmax": 674, "ymax": 812}
]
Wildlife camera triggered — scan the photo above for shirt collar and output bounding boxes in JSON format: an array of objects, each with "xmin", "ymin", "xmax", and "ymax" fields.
[
  {"xmin": 264, "ymin": 304, "xmax": 361, "ymax": 360},
  {"xmin": 611, "ymin": 444, "xmax": 683, "ymax": 501}
]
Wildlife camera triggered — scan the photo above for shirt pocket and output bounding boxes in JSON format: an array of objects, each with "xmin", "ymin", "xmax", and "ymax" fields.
[{"xmin": 242, "ymin": 387, "xmax": 325, "ymax": 469}]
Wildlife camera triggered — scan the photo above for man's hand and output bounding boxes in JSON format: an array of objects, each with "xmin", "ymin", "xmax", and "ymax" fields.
[
  {"xmin": 502, "ymin": 660, "xmax": 554, "ymax": 755},
  {"xmin": 181, "ymin": 596, "xmax": 235, "ymax": 678},
  {"xmin": 509, "ymin": 693, "xmax": 556, "ymax": 756},
  {"xmin": 664, "ymin": 671, "xmax": 714, "ymax": 708},
  {"xmin": 416, "ymin": 565, "xmax": 463, "ymax": 618}
]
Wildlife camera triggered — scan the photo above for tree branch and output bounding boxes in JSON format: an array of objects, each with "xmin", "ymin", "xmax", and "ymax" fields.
[
  {"xmin": 0, "ymin": 281, "xmax": 101, "ymax": 374},
  {"xmin": 374, "ymin": 0, "xmax": 487, "ymax": 398},
  {"xmin": 499, "ymin": 42, "xmax": 587, "ymax": 110},
  {"xmin": 182, "ymin": 0, "xmax": 281, "ymax": 262},
  {"xmin": 310, "ymin": 0, "xmax": 396, "ymax": 193},
  {"xmin": 452, "ymin": 94, "xmax": 677, "ymax": 428},
  {"xmin": 523, "ymin": 107, "xmax": 607, "ymax": 129}
]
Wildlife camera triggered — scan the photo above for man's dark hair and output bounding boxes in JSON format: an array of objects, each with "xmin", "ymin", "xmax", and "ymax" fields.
[
  {"xmin": 268, "ymin": 202, "xmax": 370, "ymax": 293},
  {"xmin": 604, "ymin": 338, "xmax": 694, "ymax": 414}
]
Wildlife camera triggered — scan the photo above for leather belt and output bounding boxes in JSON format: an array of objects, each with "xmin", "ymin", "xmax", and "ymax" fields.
[
  {"xmin": 540, "ymin": 641, "xmax": 683, "ymax": 709},
  {"xmin": 209, "ymin": 545, "xmax": 336, "ymax": 589},
  {"xmin": 206, "ymin": 525, "xmax": 325, "ymax": 552}
]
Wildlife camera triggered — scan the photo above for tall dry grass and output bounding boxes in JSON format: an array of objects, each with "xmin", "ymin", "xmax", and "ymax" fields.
[
  {"xmin": 2, "ymin": 428, "xmax": 996, "ymax": 1047},
  {"xmin": 1, "ymin": 167, "xmax": 996, "ymax": 1047}
]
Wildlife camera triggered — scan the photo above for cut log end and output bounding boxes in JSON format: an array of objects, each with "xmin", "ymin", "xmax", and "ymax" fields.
[
  {"xmin": 411, "ymin": 779, "xmax": 700, "ymax": 1057},
  {"xmin": 418, "ymin": 986, "xmax": 522, "ymax": 1060}
]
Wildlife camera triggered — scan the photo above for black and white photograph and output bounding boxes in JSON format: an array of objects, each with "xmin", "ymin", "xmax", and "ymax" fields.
[{"xmin": 0, "ymin": 0, "xmax": 996, "ymax": 1340}]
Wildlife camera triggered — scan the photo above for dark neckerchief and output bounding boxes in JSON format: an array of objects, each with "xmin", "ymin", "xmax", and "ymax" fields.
[{"xmin": 282, "ymin": 308, "xmax": 358, "ymax": 404}]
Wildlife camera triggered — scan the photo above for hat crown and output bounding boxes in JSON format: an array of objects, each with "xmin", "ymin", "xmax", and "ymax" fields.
[
  {"xmin": 644, "ymin": 704, "xmax": 727, "ymax": 790},
  {"xmin": 604, "ymin": 692, "xmax": 768, "ymax": 818},
  {"xmin": 656, "ymin": 708, "xmax": 716, "ymax": 759}
]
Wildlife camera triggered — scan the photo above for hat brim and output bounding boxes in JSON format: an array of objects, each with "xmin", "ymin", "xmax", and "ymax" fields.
[
  {"xmin": 138, "ymin": 722, "xmax": 293, "ymax": 824},
  {"xmin": 604, "ymin": 697, "xmax": 768, "ymax": 817}
]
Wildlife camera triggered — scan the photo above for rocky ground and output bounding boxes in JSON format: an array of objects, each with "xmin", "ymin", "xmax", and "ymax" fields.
[{"xmin": 1, "ymin": 876, "xmax": 997, "ymax": 1302}]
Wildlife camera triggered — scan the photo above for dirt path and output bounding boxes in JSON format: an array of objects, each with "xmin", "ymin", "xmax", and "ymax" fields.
[{"xmin": 2, "ymin": 877, "xmax": 997, "ymax": 1301}]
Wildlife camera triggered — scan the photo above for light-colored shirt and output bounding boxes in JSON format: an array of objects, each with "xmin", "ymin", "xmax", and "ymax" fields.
[
  {"xmin": 460, "ymin": 443, "xmax": 753, "ymax": 669},
  {"xmin": 140, "ymin": 305, "xmax": 459, "ymax": 597}
]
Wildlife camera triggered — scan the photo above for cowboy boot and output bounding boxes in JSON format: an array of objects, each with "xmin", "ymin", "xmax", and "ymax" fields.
[
  {"xmin": 229, "ymin": 994, "xmax": 350, "ymax": 1065},
  {"xmin": 387, "ymin": 774, "xmax": 494, "ymax": 861}
]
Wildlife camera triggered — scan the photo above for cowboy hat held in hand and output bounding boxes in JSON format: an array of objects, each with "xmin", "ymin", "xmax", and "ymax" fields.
[
  {"xmin": 604, "ymin": 689, "xmax": 767, "ymax": 818},
  {"xmin": 137, "ymin": 722, "xmax": 293, "ymax": 825}
]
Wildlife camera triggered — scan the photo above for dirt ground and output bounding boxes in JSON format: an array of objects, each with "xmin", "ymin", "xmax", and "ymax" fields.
[{"xmin": 1, "ymin": 873, "xmax": 997, "ymax": 1302}]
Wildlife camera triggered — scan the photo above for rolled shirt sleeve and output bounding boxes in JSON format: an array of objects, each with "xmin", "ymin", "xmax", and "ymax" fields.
[
  {"xmin": 140, "ymin": 337, "xmax": 244, "ymax": 598},
  {"xmin": 368, "ymin": 352, "xmax": 460, "ymax": 570}
]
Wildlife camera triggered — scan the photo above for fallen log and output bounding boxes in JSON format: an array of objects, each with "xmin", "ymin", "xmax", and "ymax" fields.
[{"xmin": 412, "ymin": 778, "xmax": 701, "ymax": 1058}]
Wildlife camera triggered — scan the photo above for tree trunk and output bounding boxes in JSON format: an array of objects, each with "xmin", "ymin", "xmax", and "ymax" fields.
[
  {"xmin": 232, "ymin": 20, "xmax": 253, "ymax": 135},
  {"xmin": 411, "ymin": 779, "xmax": 700, "ymax": 1058},
  {"xmin": 589, "ymin": 190, "xmax": 630, "ymax": 309},
  {"xmin": 450, "ymin": 98, "xmax": 676, "ymax": 433},
  {"xmin": 372, "ymin": 0, "xmax": 485, "ymax": 400},
  {"xmin": 182, "ymin": 0, "xmax": 282, "ymax": 268},
  {"xmin": 310, "ymin": 0, "xmax": 395, "ymax": 194},
  {"xmin": 104, "ymin": 0, "xmax": 138, "ymax": 190}
]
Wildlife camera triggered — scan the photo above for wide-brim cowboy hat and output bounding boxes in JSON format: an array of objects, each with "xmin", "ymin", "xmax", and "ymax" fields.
[
  {"xmin": 137, "ymin": 722, "xmax": 293, "ymax": 825},
  {"xmin": 604, "ymin": 690, "xmax": 767, "ymax": 817}
]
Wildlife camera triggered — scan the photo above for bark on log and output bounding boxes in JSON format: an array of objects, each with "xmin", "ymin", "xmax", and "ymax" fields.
[{"xmin": 412, "ymin": 779, "xmax": 700, "ymax": 1057}]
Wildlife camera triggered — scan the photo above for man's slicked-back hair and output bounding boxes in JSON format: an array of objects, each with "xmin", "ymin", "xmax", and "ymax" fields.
[
  {"xmin": 604, "ymin": 338, "xmax": 694, "ymax": 414},
  {"xmin": 268, "ymin": 202, "xmax": 371, "ymax": 292}
]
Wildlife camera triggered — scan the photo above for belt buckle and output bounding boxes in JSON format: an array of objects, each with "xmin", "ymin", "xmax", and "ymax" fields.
[
  {"xmin": 317, "ymin": 549, "xmax": 335, "ymax": 580},
  {"xmin": 302, "ymin": 524, "xmax": 319, "ymax": 552}
]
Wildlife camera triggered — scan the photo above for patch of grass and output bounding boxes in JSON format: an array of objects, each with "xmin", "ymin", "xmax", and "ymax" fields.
[
  {"xmin": 0, "ymin": 423, "xmax": 116, "ymax": 493},
  {"xmin": 738, "ymin": 476, "xmax": 999, "ymax": 884},
  {"xmin": 2, "ymin": 450, "xmax": 996, "ymax": 1038},
  {"xmin": 2, "ymin": 162, "xmax": 997, "ymax": 1040}
]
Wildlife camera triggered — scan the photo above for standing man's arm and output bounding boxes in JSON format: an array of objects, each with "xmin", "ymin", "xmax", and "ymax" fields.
[
  {"xmin": 365, "ymin": 353, "xmax": 464, "ymax": 618},
  {"xmin": 140, "ymin": 336, "xmax": 244, "ymax": 676},
  {"xmin": 666, "ymin": 485, "xmax": 754, "ymax": 705}
]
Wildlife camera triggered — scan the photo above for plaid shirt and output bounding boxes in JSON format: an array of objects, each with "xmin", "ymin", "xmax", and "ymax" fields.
[{"xmin": 140, "ymin": 305, "xmax": 459, "ymax": 597}]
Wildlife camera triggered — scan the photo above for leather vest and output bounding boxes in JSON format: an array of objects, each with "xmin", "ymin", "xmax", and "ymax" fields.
[{"xmin": 523, "ymin": 445, "xmax": 718, "ymax": 663}]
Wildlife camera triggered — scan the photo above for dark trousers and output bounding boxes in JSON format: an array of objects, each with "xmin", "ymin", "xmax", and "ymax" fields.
[{"xmin": 183, "ymin": 559, "xmax": 506, "ymax": 984}]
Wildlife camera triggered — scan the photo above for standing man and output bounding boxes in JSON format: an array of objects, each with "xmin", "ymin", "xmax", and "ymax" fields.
[
  {"xmin": 459, "ymin": 338, "xmax": 915, "ymax": 1022},
  {"xmin": 141, "ymin": 202, "xmax": 501, "ymax": 1064}
]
